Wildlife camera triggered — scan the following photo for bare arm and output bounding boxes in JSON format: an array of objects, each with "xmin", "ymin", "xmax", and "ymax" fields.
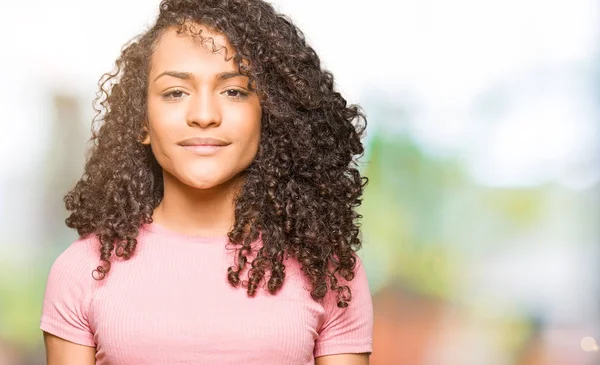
[
  {"xmin": 43, "ymin": 332, "xmax": 96, "ymax": 365},
  {"xmin": 315, "ymin": 353, "xmax": 369, "ymax": 365}
]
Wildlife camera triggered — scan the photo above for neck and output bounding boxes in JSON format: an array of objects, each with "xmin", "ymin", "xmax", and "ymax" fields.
[{"xmin": 152, "ymin": 171, "xmax": 243, "ymax": 237}]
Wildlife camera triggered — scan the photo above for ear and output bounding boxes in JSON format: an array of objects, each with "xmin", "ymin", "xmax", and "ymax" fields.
[{"xmin": 140, "ymin": 124, "xmax": 151, "ymax": 145}]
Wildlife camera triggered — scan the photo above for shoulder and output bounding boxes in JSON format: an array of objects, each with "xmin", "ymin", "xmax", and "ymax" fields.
[
  {"xmin": 49, "ymin": 235, "xmax": 101, "ymax": 278},
  {"xmin": 41, "ymin": 235, "xmax": 101, "ymax": 347},
  {"xmin": 322, "ymin": 255, "xmax": 371, "ymax": 311},
  {"xmin": 45, "ymin": 234, "xmax": 103, "ymax": 297},
  {"xmin": 314, "ymin": 254, "xmax": 373, "ymax": 357},
  {"xmin": 284, "ymin": 253, "xmax": 371, "ymax": 308}
]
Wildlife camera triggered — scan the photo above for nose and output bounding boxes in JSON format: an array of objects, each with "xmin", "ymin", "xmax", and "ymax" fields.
[{"xmin": 186, "ymin": 90, "xmax": 222, "ymax": 128}]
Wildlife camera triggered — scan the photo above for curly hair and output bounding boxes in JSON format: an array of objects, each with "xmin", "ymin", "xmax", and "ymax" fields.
[{"xmin": 64, "ymin": 0, "xmax": 367, "ymax": 308}]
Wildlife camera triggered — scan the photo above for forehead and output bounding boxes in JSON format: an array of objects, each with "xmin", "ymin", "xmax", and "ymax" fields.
[{"xmin": 150, "ymin": 24, "xmax": 236, "ymax": 74}]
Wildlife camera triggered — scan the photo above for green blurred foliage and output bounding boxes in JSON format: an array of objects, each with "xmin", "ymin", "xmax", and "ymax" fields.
[
  {"xmin": 360, "ymin": 131, "xmax": 465, "ymax": 298},
  {"xmin": 0, "ymin": 258, "xmax": 49, "ymax": 349}
]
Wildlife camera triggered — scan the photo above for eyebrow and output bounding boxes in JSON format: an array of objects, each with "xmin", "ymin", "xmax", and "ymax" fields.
[{"xmin": 153, "ymin": 70, "xmax": 245, "ymax": 83}]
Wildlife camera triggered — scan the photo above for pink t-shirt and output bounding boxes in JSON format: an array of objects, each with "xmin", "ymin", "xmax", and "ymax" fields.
[{"xmin": 40, "ymin": 223, "xmax": 373, "ymax": 364}]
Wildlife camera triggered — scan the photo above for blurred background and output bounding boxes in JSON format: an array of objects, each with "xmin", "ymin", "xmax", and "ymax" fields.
[{"xmin": 0, "ymin": 0, "xmax": 598, "ymax": 364}]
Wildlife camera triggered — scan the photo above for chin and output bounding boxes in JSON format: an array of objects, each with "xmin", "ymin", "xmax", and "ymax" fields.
[
  {"xmin": 185, "ymin": 178, "xmax": 221, "ymax": 190},
  {"xmin": 182, "ymin": 172, "xmax": 239, "ymax": 191},
  {"xmin": 169, "ymin": 163, "xmax": 246, "ymax": 191}
]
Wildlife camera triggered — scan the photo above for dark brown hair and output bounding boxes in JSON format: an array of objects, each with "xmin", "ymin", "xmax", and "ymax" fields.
[{"xmin": 65, "ymin": 0, "xmax": 367, "ymax": 307}]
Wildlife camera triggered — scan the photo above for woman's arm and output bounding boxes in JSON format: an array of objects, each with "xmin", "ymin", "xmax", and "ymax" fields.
[
  {"xmin": 44, "ymin": 332, "xmax": 96, "ymax": 365},
  {"xmin": 315, "ymin": 353, "xmax": 369, "ymax": 365}
]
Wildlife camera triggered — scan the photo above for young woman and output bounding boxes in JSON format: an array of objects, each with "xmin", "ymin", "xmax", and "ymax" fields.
[{"xmin": 40, "ymin": 0, "xmax": 372, "ymax": 364}]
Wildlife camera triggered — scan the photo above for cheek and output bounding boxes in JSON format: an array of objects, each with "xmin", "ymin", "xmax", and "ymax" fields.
[
  {"xmin": 243, "ymin": 107, "xmax": 262, "ymax": 142},
  {"xmin": 224, "ymin": 104, "xmax": 261, "ymax": 152},
  {"xmin": 240, "ymin": 113, "xmax": 262, "ymax": 159},
  {"xmin": 146, "ymin": 101, "xmax": 183, "ymax": 146},
  {"xmin": 146, "ymin": 119, "xmax": 178, "ymax": 167}
]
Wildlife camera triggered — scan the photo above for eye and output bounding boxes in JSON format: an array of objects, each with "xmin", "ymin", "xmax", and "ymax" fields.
[
  {"xmin": 161, "ymin": 89, "xmax": 187, "ymax": 100},
  {"xmin": 223, "ymin": 88, "xmax": 249, "ymax": 99}
]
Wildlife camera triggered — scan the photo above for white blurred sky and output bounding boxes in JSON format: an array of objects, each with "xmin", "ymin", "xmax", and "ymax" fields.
[{"xmin": 0, "ymin": 0, "xmax": 598, "ymax": 187}]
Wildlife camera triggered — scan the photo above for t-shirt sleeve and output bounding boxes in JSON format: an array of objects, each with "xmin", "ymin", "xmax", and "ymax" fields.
[
  {"xmin": 314, "ymin": 256, "xmax": 374, "ymax": 358},
  {"xmin": 40, "ymin": 237, "xmax": 97, "ymax": 347}
]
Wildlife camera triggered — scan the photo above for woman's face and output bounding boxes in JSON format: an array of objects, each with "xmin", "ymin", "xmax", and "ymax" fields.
[{"xmin": 144, "ymin": 25, "xmax": 262, "ymax": 190}]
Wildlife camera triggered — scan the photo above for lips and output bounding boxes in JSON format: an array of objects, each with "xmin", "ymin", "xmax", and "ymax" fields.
[
  {"xmin": 177, "ymin": 137, "xmax": 230, "ymax": 147},
  {"xmin": 177, "ymin": 137, "xmax": 230, "ymax": 156}
]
